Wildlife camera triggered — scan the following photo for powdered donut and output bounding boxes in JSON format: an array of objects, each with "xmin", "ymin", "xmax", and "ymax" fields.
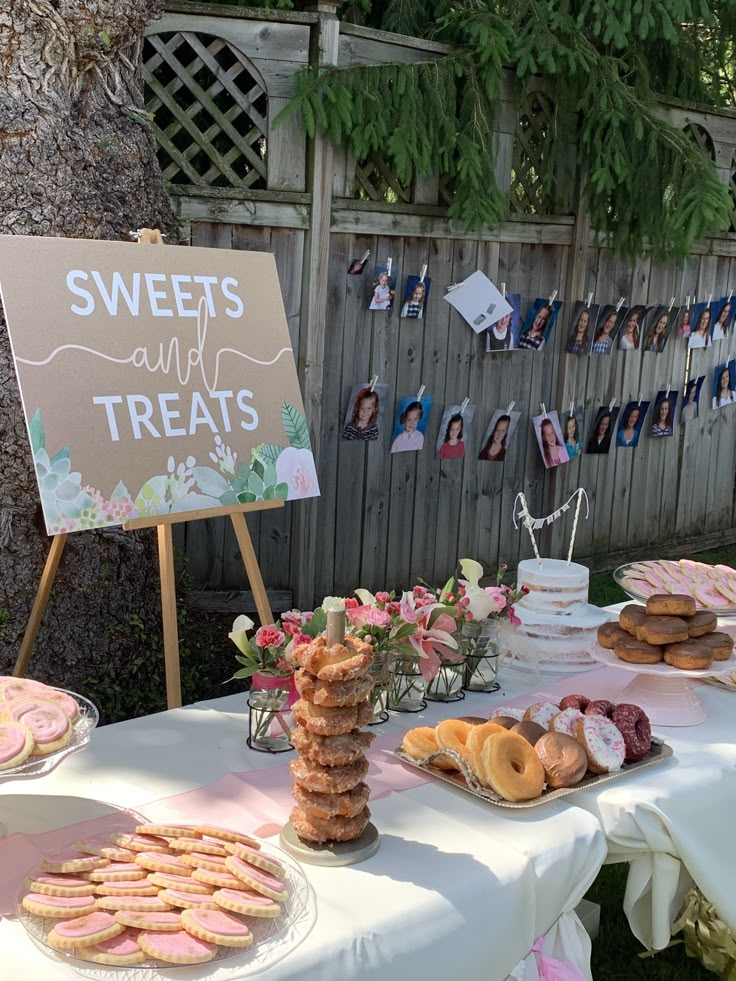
[
  {"xmin": 224, "ymin": 855, "xmax": 289, "ymax": 900},
  {"xmin": 137, "ymin": 929, "xmax": 218, "ymax": 965},
  {"xmin": 109, "ymin": 832, "xmax": 169, "ymax": 853},
  {"xmin": 475, "ymin": 731, "xmax": 545, "ymax": 801},
  {"xmin": 489, "ymin": 706, "xmax": 524, "ymax": 722},
  {"xmin": 3, "ymin": 697, "xmax": 70, "ymax": 755},
  {"xmin": 289, "ymin": 804, "xmax": 370, "ymax": 844},
  {"xmin": 222, "ymin": 841, "xmax": 284, "ymax": 878},
  {"xmin": 114, "ymin": 910, "xmax": 182, "ymax": 931},
  {"xmin": 26, "ymin": 873, "xmax": 97, "ymax": 897},
  {"xmin": 213, "ymin": 887, "xmax": 281, "ymax": 917},
  {"xmin": 47, "ymin": 911, "xmax": 123, "ymax": 949},
  {"xmin": 550, "ymin": 708, "xmax": 585, "ymax": 737},
  {"xmin": 535, "ymin": 731, "xmax": 588, "ymax": 788},
  {"xmin": 289, "ymin": 755, "xmax": 369, "ymax": 793},
  {"xmin": 610, "ymin": 703, "xmax": 651, "ymax": 762},
  {"xmin": 193, "ymin": 825, "xmax": 260, "ymax": 849},
  {"xmin": 292, "ymin": 780, "xmax": 370, "ymax": 819},
  {"xmin": 575, "ymin": 715, "xmax": 625, "ymax": 773},
  {"xmin": 294, "ymin": 669, "xmax": 374, "ymax": 707},
  {"xmin": 190, "ymin": 867, "xmax": 248, "ymax": 891},
  {"xmin": 76, "ymin": 929, "xmax": 146, "ymax": 966},
  {"xmin": 522, "ymin": 701, "xmax": 559, "ymax": 730},
  {"xmin": 181, "ymin": 907, "xmax": 253, "ymax": 948},
  {"xmin": 0, "ymin": 721, "xmax": 34, "ymax": 769},
  {"xmin": 293, "ymin": 635, "xmax": 373, "ymax": 682},
  {"xmin": 584, "ymin": 699, "xmax": 616, "ymax": 718},
  {"xmin": 290, "ymin": 726, "xmax": 374, "ymax": 766},
  {"xmin": 147, "ymin": 872, "xmax": 213, "ymax": 894},
  {"xmin": 22, "ymin": 892, "xmax": 98, "ymax": 918},
  {"xmin": 135, "ymin": 851, "xmax": 192, "ymax": 875},
  {"xmin": 88, "ymin": 863, "xmax": 146, "ymax": 882},
  {"xmin": 157, "ymin": 889, "xmax": 218, "ymax": 910},
  {"xmin": 558, "ymin": 694, "xmax": 590, "ymax": 712}
]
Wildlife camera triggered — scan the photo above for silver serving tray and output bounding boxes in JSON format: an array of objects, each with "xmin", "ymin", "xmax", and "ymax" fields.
[{"xmin": 394, "ymin": 737, "xmax": 673, "ymax": 809}]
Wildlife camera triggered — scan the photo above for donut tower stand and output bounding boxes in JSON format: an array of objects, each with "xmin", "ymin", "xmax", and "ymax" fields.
[{"xmin": 280, "ymin": 605, "xmax": 380, "ymax": 866}]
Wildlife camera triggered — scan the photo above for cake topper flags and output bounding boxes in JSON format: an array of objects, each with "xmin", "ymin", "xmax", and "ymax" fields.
[{"xmin": 513, "ymin": 488, "xmax": 590, "ymax": 567}]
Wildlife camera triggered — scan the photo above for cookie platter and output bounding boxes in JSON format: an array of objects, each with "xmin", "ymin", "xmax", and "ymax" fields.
[
  {"xmin": 394, "ymin": 740, "xmax": 672, "ymax": 809},
  {"xmin": 16, "ymin": 827, "xmax": 313, "ymax": 979},
  {"xmin": 614, "ymin": 560, "xmax": 736, "ymax": 616}
]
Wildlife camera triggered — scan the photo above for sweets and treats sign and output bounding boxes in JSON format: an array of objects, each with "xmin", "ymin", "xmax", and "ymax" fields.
[{"xmin": 0, "ymin": 236, "xmax": 320, "ymax": 534}]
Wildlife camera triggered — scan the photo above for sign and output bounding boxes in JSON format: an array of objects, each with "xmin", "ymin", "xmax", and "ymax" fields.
[{"xmin": 0, "ymin": 236, "xmax": 320, "ymax": 534}]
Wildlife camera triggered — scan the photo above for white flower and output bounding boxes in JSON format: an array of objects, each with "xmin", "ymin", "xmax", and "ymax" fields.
[
  {"xmin": 458, "ymin": 557, "xmax": 497, "ymax": 620},
  {"xmin": 228, "ymin": 614, "xmax": 255, "ymax": 655},
  {"xmin": 322, "ymin": 597, "xmax": 346, "ymax": 612},
  {"xmin": 355, "ymin": 588, "xmax": 377, "ymax": 606}
]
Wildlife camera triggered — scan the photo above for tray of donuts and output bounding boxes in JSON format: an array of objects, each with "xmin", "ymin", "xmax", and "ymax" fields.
[
  {"xmin": 17, "ymin": 822, "xmax": 311, "ymax": 973},
  {"xmin": 396, "ymin": 697, "xmax": 672, "ymax": 809},
  {"xmin": 0, "ymin": 676, "xmax": 99, "ymax": 778},
  {"xmin": 598, "ymin": 593, "xmax": 735, "ymax": 672}
]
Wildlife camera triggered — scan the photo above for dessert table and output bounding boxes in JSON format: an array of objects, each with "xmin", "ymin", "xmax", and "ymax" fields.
[{"xmin": 0, "ymin": 683, "xmax": 607, "ymax": 981}]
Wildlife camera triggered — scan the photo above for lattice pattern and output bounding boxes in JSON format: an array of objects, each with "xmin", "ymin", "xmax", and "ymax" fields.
[
  {"xmin": 354, "ymin": 153, "xmax": 411, "ymax": 203},
  {"xmin": 143, "ymin": 32, "xmax": 268, "ymax": 189},
  {"xmin": 684, "ymin": 122, "xmax": 716, "ymax": 161},
  {"xmin": 730, "ymin": 152, "xmax": 736, "ymax": 233},
  {"xmin": 510, "ymin": 90, "xmax": 555, "ymax": 215}
]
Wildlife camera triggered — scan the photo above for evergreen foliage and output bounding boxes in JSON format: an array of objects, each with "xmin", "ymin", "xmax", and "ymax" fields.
[{"xmin": 199, "ymin": 0, "xmax": 736, "ymax": 258}]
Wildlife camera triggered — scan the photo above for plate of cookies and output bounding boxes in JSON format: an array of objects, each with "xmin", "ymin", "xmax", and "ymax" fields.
[
  {"xmin": 17, "ymin": 822, "xmax": 313, "ymax": 977},
  {"xmin": 614, "ymin": 559, "xmax": 736, "ymax": 615},
  {"xmin": 396, "ymin": 700, "xmax": 672, "ymax": 809},
  {"xmin": 0, "ymin": 677, "xmax": 99, "ymax": 781}
]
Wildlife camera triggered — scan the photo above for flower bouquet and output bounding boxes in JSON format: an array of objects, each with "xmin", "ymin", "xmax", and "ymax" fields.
[{"xmin": 228, "ymin": 607, "xmax": 326, "ymax": 752}]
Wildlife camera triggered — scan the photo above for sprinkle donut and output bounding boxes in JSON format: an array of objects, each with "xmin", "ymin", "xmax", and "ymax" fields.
[
  {"xmin": 490, "ymin": 706, "xmax": 524, "ymax": 721},
  {"xmin": 3, "ymin": 697, "xmax": 70, "ymax": 755},
  {"xmin": 294, "ymin": 669, "xmax": 374, "ymax": 707},
  {"xmin": 0, "ymin": 721, "xmax": 34, "ymax": 769},
  {"xmin": 290, "ymin": 726, "xmax": 374, "ymax": 766},
  {"xmin": 610, "ymin": 703, "xmax": 652, "ymax": 762},
  {"xmin": 558, "ymin": 694, "xmax": 590, "ymax": 712},
  {"xmin": 575, "ymin": 715, "xmax": 625, "ymax": 773},
  {"xmin": 584, "ymin": 699, "xmax": 616, "ymax": 718},
  {"xmin": 522, "ymin": 701, "xmax": 559, "ymax": 730},
  {"xmin": 293, "ymin": 635, "xmax": 373, "ymax": 682},
  {"xmin": 550, "ymin": 707, "xmax": 585, "ymax": 737}
]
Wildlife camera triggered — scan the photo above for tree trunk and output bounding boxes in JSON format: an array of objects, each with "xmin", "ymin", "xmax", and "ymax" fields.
[{"xmin": 0, "ymin": 1, "xmax": 178, "ymax": 699}]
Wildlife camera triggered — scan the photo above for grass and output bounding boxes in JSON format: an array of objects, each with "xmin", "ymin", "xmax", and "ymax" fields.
[{"xmin": 584, "ymin": 547, "xmax": 736, "ymax": 979}]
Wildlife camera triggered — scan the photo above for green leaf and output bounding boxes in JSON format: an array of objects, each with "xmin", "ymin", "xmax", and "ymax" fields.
[
  {"xmin": 253, "ymin": 444, "xmax": 284, "ymax": 465},
  {"xmin": 252, "ymin": 458, "xmax": 266, "ymax": 481},
  {"xmin": 248, "ymin": 471, "xmax": 264, "ymax": 497},
  {"xmin": 30, "ymin": 409, "xmax": 45, "ymax": 454},
  {"xmin": 237, "ymin": 491, "xmax": 257, "ymax": 504},
  {"xmin": 281, "ymin": 403, "xmax": 311, "ymax": 449},
  {"xmin": 273, "ymin": 482, "xmax": 289, "ymax": 500},
  {"xmin": 49, "ymin": 446, "xmax": 70, "ymax": 467}
]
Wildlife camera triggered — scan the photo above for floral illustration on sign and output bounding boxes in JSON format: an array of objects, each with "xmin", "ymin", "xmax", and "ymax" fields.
[{"xmin": 29, "ymin": 403, "xmax": 318, "ymax": 534}]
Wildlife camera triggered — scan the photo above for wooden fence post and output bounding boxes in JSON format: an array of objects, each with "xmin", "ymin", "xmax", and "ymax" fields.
[{"xmin": 292, "ymin": 8, "xmax": 340, "ymax": 609}]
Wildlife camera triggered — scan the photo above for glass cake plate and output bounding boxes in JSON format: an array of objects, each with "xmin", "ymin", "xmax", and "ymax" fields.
[{"xmin": 614, "ymin": 561, "xmax": 736, "ymax": 617}]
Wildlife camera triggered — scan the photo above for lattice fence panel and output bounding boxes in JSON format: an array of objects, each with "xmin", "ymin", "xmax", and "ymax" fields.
[
  {"xmin": 143, "ymin": 32, "xmax": 268, "ymax": 189},
  {"xmin": 510, "ymin": 90, "xmax": 555, "ymax": 215},
  {"xmin": 354, "ymin": 153, "xmax": 411, "ymax": 204}
]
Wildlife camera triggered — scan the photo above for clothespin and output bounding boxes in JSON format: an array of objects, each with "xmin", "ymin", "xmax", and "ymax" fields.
[
  {"xmin": 541, "ymin": 403, "xmax": 547, "ymax": 416},
  {"xmin": 569, "ymin": 400, "xmax": 575, "ymax": 416},
  {"xmin": 501, "ymin": 282, "xmax": 507, "ymax": 299},
  {"xmin": 729, "ymin": 290, "xmax": 733, "ymax": 301},
  {"xmin": 685, "ymin": 294, "xmax": 691, "ymax": 310},
  {"xmin": 666, "ymin": 385, "xmax": 670, "ymax": 399},
  {"xmin": 359, "ymin": 249, "xmax": 370, "ymax": 264},
  {"xmin": 506, "ymin": 400, "xmax": 516, "ymax": 413},
  {"xmin": 416, "ymin": 384, "xmax": 426, "ymax": 401},
  {"xmin": 668, "ymin": 296, "xmax": 676, "ymax": 311},
  {"xmin": 638, "ymin": 392, "xmax": 643, "ymax": 406},
  {"xmin": 419, "ymin": 264, "xmax": 427, "ymax": 284},
  {"xmin": 386, "ymin": 258, "xmax": 393, "ymax": 278},
  {"xmin": 445, "ymin": 281, "xmax": 465, "ymax": 293},
  {"xmin": 586, "ymin": 292, "xmax": 593, "ymax": 308},
  {"xmin": 460, "ymin": 397, "xmax": 470, "ymax": 415},
  {"xmin": 708, "ymin": 293, "xmax": 713, "ymax": 307},
  {"xmin": 616, "ymin": 297, "xmax": 625, "ymax": 312},
  {"xmin": 369, "ymin": 375, "xmax": 378, "ymax": 392},
  {"xmin": 549, "ymin": 289, "xmax": 558, "ymax": 305},
  {"xmin": 609, "ymin": 397, "xmax": 617, "ymax": 412}
]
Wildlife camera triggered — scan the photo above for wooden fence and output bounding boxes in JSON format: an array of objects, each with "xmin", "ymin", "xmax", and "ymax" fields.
[{"xmin": 144, "ymin": 2, "xmax": 736, "ymax": 610}]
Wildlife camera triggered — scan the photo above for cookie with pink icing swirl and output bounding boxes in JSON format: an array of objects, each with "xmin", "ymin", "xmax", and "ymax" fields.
[
  {"xmin": 2, "ymin": 697, "xmax": 70, "ymax": 754},
  {"xmin": 0, "ymin": 721, "xmax": 34, "ymax": 769}
]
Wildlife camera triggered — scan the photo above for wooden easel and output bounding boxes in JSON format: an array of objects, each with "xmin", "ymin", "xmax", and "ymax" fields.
[{"xmin": 13, "ymin": 228, "xmax": 281, "ymax": 709}]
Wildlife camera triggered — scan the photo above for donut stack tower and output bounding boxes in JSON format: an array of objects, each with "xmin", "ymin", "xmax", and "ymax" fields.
[{"xmin": 287, "ymin": 610, "xmax": 375, "ymax": 845}]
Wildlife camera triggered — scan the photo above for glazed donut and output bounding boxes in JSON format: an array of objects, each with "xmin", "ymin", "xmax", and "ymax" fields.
[
  {"xmin": 294, "ymin": 670, "xmax": 374, "ymax": 708},
  {"xmin": 646, "ymin": 593, "xmax": 696, "ymax": 617},
  {"xmin": 401, "ymin": 726, "xmax": 456, "ymax": 771},
  {"xmin": 550, "ymin": 707, "xmax": 585, "ymax": 737},
  {"xmin": 435, "ymin": 719, "xmax": 473, "ymax": 763},
  {"xmin": 619, "ymin": 605, "xmax": 647, "ymax": 635},
  {"xmin": 575, "ymin": 715, "xmax": 625, "ymax": 773},
  {"xmin": 289, "ymin": 805, "xmax": 370, "ymax": 844},
  {"xmin": 292, "ymin": 781, "xmax": 370, "ymax": 819},
  {"xmin": 614, "ymin": 638, "xmax": 663, "ymax": 665},
  {"xmin": 522, "ymin": 701, "xmax": 559, "ymax": 730},
  {"xmin": 290, "ymin": 727, "xmax": 374, "ymax": 766},
  {"xmin": 686, "ymin": 611, "xmax": 717, "ymax": 638},
  {"xmin": 597, "ymin": 622, "xmax": 629, "ymax": 650},
  {"xmin": 534, "ymin": 731, "xmax": 588, "ymax": 788},
  {"xmin": 289, "ymin": 755, "xmax": 368, "ymax": 793},
  {"xmin": 583, "ymin": 700, "xmax": 616, "ymax": 718},
  {"xmin": 510, "ymin": 721, "xmax": 546, "ymax": 746},
  {"xmin": 663, "ymin": 641, "xmax": 713, "ymax": 670},
  {"xmin": 466, "ymin": 721, "xmax": 506, "ymax": 756},
  {"xmin": 610, "ymin": 704, "xmax": 651, "ymax": 762},
  {"xmin": 700, "ymin": 631, "xmax": 735, "ymax": 660},
  {"xmin": 293, "ymin": 636, "xmax": 373, "ymax": 682},
  {"xmin": 639, "ymin": 616, "xmax": 689, "ymax": 646},
  {"xmin": 292, "ymin": 699, "xmax": 370, "ymax": 736},
  {"xmin": 558, "ymin": 694, "xmax": 589, "ymax": 713},
  {"xmin": 475, "ymin": 731, "xmax": 544, "ymax": 801}
]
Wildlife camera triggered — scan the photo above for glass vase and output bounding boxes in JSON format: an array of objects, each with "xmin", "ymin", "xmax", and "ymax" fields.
[
  {"xmin": 247, "ymin": 680, "xmax": 294, "ymax": 753},
  {"xmin": 388, "ymin": 654, "xmax": 427, "ymax": 712},
  {"xmin": 426, "ymin": 661, "xmax": 465, "ymax": 702},
  {"xmin": 462, "ymin": 620, "xmax": 501, "ymax": 693},
  {"xmin": 368, "ymin": 651, "xmax": 390, "ymax": 725}
]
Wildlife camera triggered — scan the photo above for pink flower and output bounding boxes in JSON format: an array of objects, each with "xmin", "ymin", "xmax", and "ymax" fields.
[
  {"xmin": 255, "ymin": 626, "xmax": 286, "ymax": 649},
  {"xmin": 388, "ymin": 601, "xmax": 401, "ymax": 614},
  {"xmin": 361, "ymin": 607, "xmax": 391, "ymax": 627},
  {"xmin": 292, "ymin": 632, "xmax": 311, "ymax": 646},
  {"xmin": 508, "ymin": 605, "xmax": 521, "ymax": 628},
  {"xmin": 275, "ymin": 447, "xmax": 319, "ymax": 499},
  {"xmin": 282, "ymin": 621, "xmax": 299, "ymax": 636},
  {"xmin": 484, "ymin": 586, "xmax": 508, "ymax": 613},
  {"xmin": 344, "ymin": 597, "xmax": 359, "ymax": 610},
  {"xmin": 275, "ymin": 657, "xmax": 295, "ymax": 674},
  {"xmin": 375, "ymin": 591, "xmax": 390, "ymax": 604},
  {"xmin": 282, "ymin": 610, "xmax": 302, "ymax": 627},
  {"xmin": 302, "ymin": 611, "xmax": 313, "ymax": 622},
  {"xmin": 501, "ymin": 563, "xmax": 508, "ymax": 572},
  {"xmin": 521, "ymin": 584, "xmax": 530, "ymax": 595}
]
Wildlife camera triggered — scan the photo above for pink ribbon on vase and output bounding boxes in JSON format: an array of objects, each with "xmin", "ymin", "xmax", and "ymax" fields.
[
  {"xmin": 251, "ymin": 672, "xmax": 298, "ymax": 738},
  {"xmin": 531, "ymin": 938, "xmax": 586, "ymax": 981}
]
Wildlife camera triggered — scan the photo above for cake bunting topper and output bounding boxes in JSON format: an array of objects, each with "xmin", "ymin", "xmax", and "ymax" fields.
[{"xmin": 512, "ymin": 488, "xmax": 590, "ymax": 566}]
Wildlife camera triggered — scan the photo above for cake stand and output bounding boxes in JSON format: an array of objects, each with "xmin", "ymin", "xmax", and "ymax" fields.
[
  {"xmin": 590, "ymin": 646, "xmax": 736, "ymax": 726},
  {"xmin": 0, "ymin": 689, "xmax": 99, "ymax": 837}
]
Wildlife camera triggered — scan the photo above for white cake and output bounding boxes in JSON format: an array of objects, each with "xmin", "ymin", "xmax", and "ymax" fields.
[{"xmin": 505, "ymin": 558, "xmax": 609, "ymax": 667}]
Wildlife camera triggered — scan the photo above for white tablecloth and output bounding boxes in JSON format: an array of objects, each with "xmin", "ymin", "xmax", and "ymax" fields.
[{"xmin": 0, "ymin": 686, "xmax": 606, "ymax": 981}]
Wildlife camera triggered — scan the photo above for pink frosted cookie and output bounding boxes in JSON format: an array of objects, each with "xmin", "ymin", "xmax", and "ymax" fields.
[
  {"xmin": 0, "ymin": 721, "xmax": 34, "ymax": 769},
  {"xmin": 224, "ymin": 841, "xmax": 284, "ymax": 878},
  {"xmin": 37, "ymin": 688, "xmax": 79, "ymax": 722},
  {"xmin": 77, "ymin": 928, "xmax": 146, "ymax": 966},
  {"xmin": 147, "ymin": 872, "xmax": 213, "ymax": 894},
  {"xmin": 41, "ymin": 850, "xmax": 107, "ymax": 874},
  {"xmin": 194, "ymin": 824, "xmax": 261, "ymax": 850},
  {"xmin": 3, "ymin": 697, "xmax": 70, "ymax": 755},
  {"xmin": 213, "ymin": 887, "xmax": 281, "ymax": 917},
  {"xmin": 181, "ymin": 907, "xmax": 253, "ymax": 948},
  {"xmin": 490, "ymin": 706, "xmax": 524, "ymax": 721},
  {"xmin": 27, "ymin": 873, "xmax": 97, "ymax": 897},
  {"xmin": 137, "ymin": 929, "xmax": 218, "ymax": 965},
  {"xmin": 0, "ymin": 678, "xmax": 46, "ymax": 703},
  {"xmin": 522, "ymin": 701, "xmax": 559, "ymax": 730},
  {"xmin": 96, "ymin": 894, "xmax": 173, "ymax": 912},
  {"xmin": 136, "ymin": 823, "xmax": 197, "ymax": 838},
  {"xmin": 575, "ymin": 714, "xmax": 625, "ymax": 774},
  {"xmin": 22, "ymin": 892, "xmax": 98, "ymax": 918},
  {"xmin": 88, "ymin": 863, "xmax": 145, "ymax": 882},
  {"xmin": 135, "ymin": 850, "xmax": 191, "ymax": 875},
  {"xmin": 47, "ymin": 911, "xmax": 123, "ymax": 949},
  {"xmin": 109, "ymin": 832, "xmax": 169, "ymax": 853},
  {"xmin": 225, "ymin": 855, "xmax": 289, "ymax": 901},
  {"xmin": 170, "ymin": 837, "xmax": 227, "ymax": 857},
  {"xmin": 114, "ymin": 909, "xmax": 182, "ymax": 931},
  {"xmin": 157, "ymin": 888, "xmax": 218, "ymax": 910},
  {"xmin": 694, "ymin": 583, "xmax": 731, "ymax": 608},
  {"xmin": 76, "ymin": 837, "xmax": 136, "ymax": 862},
  {"xmin": 95, "ymin": 880, "xmax": 159, "ymax": 897},
  {"xmin": 550, "ymin": 707, "xmax": 585, "ymax": 737},
  {"xmin": 180, "ymin": 851, "xmax": 228, "ymax": 873},
  {"xmin": 191, "ymin": 867, "xmax": 249, "ymax": 891}
]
